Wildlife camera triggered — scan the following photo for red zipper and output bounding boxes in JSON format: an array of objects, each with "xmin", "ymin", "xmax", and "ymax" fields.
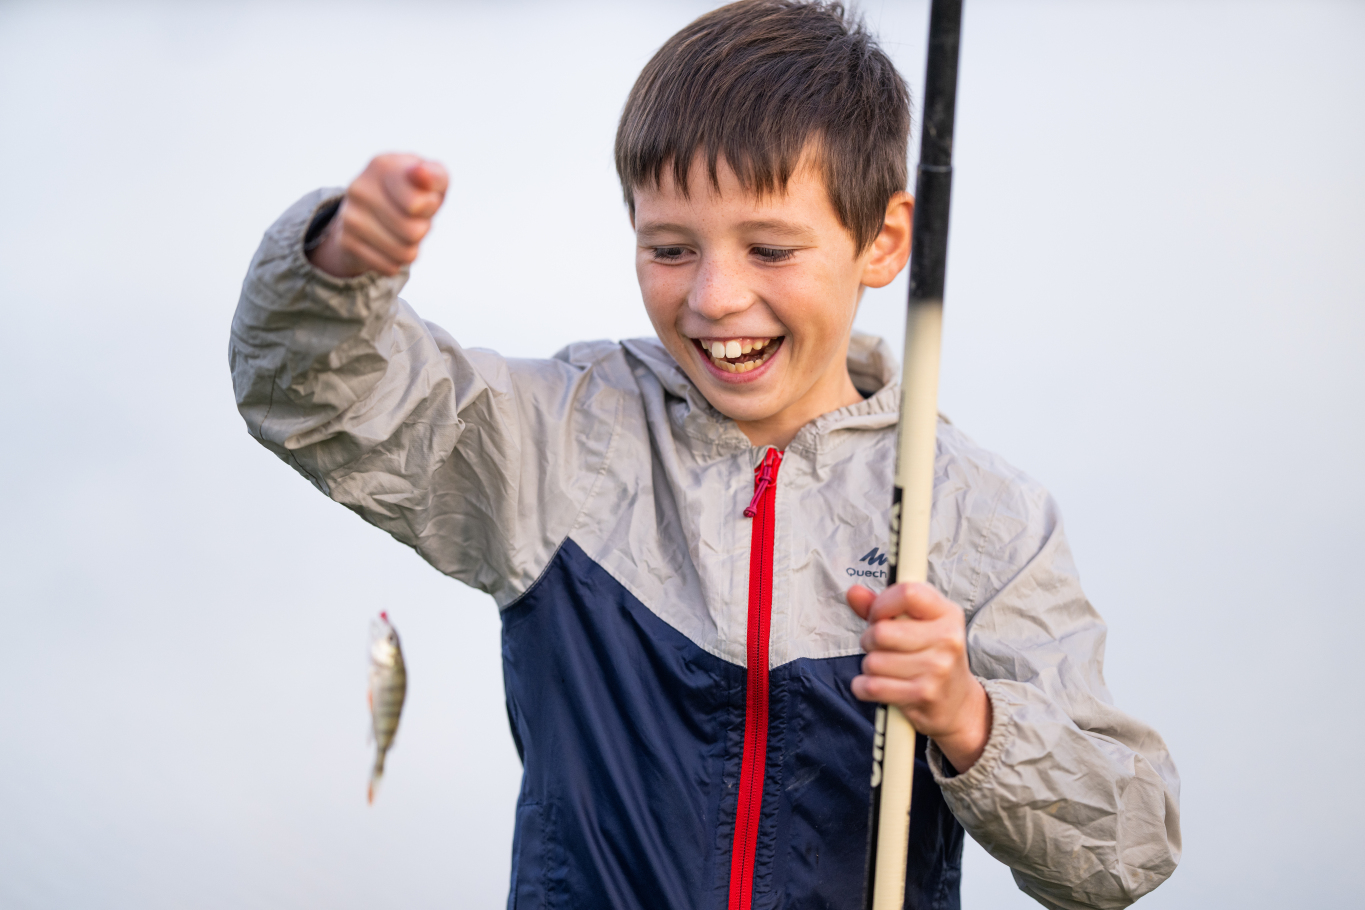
[{"xmin": 729, "ymin": 447, "xmax": 782, "ymax": 910}]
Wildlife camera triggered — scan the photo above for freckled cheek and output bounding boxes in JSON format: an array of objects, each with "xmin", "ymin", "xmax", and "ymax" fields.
[
  {"xmin": 637, "ymin": 270, "xmax": 690, "ymax": 340},
  {"xmin": 767, "ymin": 270, "xmax": 852, "ymax": 349},
  {"xmin": 778, "ymin": 295, "xmax": 846, "ymax": 357}
]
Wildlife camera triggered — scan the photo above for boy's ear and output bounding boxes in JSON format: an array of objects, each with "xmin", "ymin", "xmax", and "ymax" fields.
[{"xmin": 860, "ymin": 192, "xmax": 914, "ymax": 289}]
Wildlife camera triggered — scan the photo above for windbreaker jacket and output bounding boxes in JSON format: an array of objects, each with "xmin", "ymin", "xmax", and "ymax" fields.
[{"xmin": 231, "ymin": 190, "xmax": 1181, "ymax": 910}]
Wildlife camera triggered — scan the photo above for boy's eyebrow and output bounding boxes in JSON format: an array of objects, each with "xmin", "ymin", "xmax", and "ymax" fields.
[
  {"xmin": 635, "ymin": 219, "xmax": 819, "ymax": 242},
  {"xmin": 635, "ymin": 221, "xmax": 693, "ymax": 241},
  {"xmin": 736, "ymin": 219, "xmax": 819, "ymax": 242}
]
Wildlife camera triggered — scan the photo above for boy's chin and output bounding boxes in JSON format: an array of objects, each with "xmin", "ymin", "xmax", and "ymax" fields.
[{"xmin": 693, "ymin": 382, "xmax": 786, "ymax": 427}]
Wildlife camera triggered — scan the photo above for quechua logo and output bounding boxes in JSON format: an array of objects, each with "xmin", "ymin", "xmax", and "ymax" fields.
[{"xmin": 847, "ymin": 547, "xmax": 889, "ymax": 579}]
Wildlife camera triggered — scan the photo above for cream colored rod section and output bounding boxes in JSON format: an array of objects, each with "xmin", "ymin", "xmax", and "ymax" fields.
[{"xmin": 867, "ymin": 299, "xmax": 943, "ymax": 910}]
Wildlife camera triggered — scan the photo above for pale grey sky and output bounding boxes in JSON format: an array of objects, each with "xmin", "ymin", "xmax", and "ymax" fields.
[{"xmin": 1, "ymin": 1, "xmax": 1361, "ymax": 907}]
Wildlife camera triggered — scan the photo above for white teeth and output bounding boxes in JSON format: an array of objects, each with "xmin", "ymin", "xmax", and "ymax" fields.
[{"xmin": 698, "ymin": 336, "xmax": 782, "ymax": 373}]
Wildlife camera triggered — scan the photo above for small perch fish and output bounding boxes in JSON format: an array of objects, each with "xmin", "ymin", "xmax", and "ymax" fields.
[{"xmin": 367, "ymin": 611, "xmax": 407, "ymax": 804}]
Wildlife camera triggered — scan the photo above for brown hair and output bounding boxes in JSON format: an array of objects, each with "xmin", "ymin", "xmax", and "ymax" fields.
[{"xmin": 615, "ymin": 0, "xmax": 910, "ymax": 253}]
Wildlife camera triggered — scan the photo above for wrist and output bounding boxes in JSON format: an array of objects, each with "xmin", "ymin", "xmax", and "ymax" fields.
[
  {"xmin": 930, "ymin": 678, "xmax": 992, "ymax": 774},
  {"xmin": 304, "ymin": 200, "xmax": 367, "ymax": 278}
]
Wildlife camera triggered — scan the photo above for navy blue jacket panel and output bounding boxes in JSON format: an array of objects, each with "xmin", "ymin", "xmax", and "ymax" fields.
[{"xmin": 501, "ymin": 539, "xmax": 963, "ymax": 910}]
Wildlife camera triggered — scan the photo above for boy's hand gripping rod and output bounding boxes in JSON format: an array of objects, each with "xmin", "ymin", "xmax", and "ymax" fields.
[{"xmin": 863, "ymin": 2, "xmax": 964, "ymax": 909}]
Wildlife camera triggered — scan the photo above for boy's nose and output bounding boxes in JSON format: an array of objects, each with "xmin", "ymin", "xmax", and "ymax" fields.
[{"xmin": 687, "ymin": 256, "xmax": 754, "ymax": 321}]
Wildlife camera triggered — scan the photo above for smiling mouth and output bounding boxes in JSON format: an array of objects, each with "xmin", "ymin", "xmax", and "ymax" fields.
[{"xmin": 691, "ymin": 336, "xmax": 784, "ymax": 373}]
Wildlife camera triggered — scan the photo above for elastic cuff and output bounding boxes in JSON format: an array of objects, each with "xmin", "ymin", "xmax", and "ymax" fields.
[
  {"xmin": 289, "ymin": 190, "xmax": 349, "ymax": 279},
  {"xmin": 927, "ymin": 677, "xmax": 1014, "ymax": 794},
  {"xmin": 303, "ymin": 197, "xmax": 342, "ymax": 252}
]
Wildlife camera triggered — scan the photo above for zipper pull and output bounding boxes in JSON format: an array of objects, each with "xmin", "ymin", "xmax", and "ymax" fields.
[{"xmin": 744, "ymin": 448, "xmax": 783, "ymax": 518}]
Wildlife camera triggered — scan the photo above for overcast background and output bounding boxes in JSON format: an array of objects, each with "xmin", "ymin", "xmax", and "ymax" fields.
[{"xmin": 1, "ymin": 1, "xmax": 1362, "ymax": 907}]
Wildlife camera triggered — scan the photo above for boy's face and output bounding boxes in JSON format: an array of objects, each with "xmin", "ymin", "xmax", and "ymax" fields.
[{"xmin": 632, "ymin": 153, "xmax": 910, "ymax": 445}]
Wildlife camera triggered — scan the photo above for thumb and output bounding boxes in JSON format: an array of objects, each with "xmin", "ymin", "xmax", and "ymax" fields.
[
  {"xmin": 406, "ymin": 159, "xmax": 449, "ymax": 196},
  {"xmin": 845, "ymin": 585, "xmax": 877, "ymax": 620}
]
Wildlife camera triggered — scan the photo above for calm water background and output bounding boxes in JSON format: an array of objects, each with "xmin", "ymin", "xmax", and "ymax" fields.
[{"xmin": 1, "ymin": 1, "xmax": 1362, "ymax": 907}]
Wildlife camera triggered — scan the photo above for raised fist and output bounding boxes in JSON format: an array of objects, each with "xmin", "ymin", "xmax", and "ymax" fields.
[{"xmin": 308, "ymin": 154, "xmax": 449, "ymax": 279}]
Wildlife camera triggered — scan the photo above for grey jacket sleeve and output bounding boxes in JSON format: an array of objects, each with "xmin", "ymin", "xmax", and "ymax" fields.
[
  {"xmin": 229, "ymin": 189, "xmax": 620, "ymax": 604},
  {"xmin": 928, "ymin": 461, "xmax": 1181, "ymax": 910}
]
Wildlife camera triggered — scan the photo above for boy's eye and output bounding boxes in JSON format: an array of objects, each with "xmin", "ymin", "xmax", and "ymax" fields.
[
  {"xmin": 651, "ymin": 246, "xmax": 688, "ymax": 262},
  {"xmin": 752, "ymin": 246, "xmax": 796, "ymax": 263}
]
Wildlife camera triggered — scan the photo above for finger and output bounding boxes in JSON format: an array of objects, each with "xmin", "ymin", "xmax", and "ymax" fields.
[
  {"xmin": 406, "ymin": 159, "xmax": 449, "ymax": 196},
  {"xmin": 352, "ymin": 176, "xmax": 437, "ymax": 240},
  {"xmin": 845, "ymin": 585, "xmax": 877, "ymax": 620},
  {"xmin": 377, "ymin": 162, "xmax": 444, "ymax": 219},
  {"xmin": 384, "ymin": 173, "xmax": 444, "ymax": 220},
  {"xmin": 849, "ymin": 673, "xmax": 923, "ymax": 707},
  {"xmin": 340, "ymin": 202, "xmax": 421, "ymax": 267},
  {"xmin": 866, "ymin": 581, "xmax": 955, "ymax": 624},
  {"xmin": 336, "ymin": 211, "xmax": 409, "ymax": 276},
  {"xmin": 858, "ymin": 615, "xmax": 950, "ymax": 655},
  {"xmin": 860, "ymin": 646, "xmax": 956, "ymax": 683},
  {"xmin": 338, "ymin": 231, "xmax": 406, "ymax": 277},
  {"xmin": 354, "ymin": 185, "xmax": 433, "ymax": 246}
]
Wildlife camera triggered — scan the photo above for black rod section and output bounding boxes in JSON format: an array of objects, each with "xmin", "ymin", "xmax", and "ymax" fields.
[{"xmin": 907, "ymin": 0, "xmax": 961, "ymax": 309}]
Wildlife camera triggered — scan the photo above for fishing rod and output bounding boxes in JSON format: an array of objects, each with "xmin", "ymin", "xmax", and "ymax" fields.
[{"xmin": 863, "ymin": 2, "xmax": 963, "ymax": 909}]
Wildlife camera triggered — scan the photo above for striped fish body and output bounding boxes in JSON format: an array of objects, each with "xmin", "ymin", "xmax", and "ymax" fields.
[{"xmin": 367, "ymin": 612, "xmax": 407, "ymax": 804}]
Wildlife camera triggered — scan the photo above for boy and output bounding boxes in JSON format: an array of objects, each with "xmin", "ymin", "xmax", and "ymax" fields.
[{"xmin": 230, "ymin": 2, "xmax": 1180, "ymax": 908}]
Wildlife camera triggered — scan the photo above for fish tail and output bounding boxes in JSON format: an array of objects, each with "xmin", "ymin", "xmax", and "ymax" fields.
[{"xmin": 367, "ymin": 751, "xmax": 386, "ymax": 805}]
